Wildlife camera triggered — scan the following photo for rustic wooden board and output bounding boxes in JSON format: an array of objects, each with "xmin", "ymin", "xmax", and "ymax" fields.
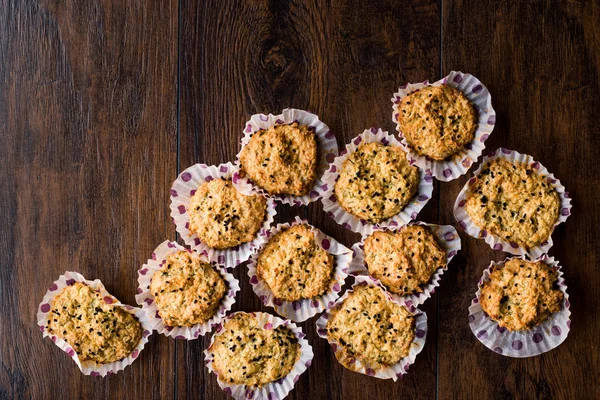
[{"xmin": 1, "ymin": 0, "xmax": 599, "ymax": 399}]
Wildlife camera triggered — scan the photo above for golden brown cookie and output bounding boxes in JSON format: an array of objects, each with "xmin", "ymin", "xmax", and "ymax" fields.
[
  {"xmin": 188, "ymin": 178, "xmax": 266, "ymax": 249},
  {"xmin": 239, "ymin": 122, "xmax": 317, "ymax": 196},
  {"xmin": 334, "ymin": 142, "xmax": 419, "ymax": 223},
  {"xmin": 326, "ymin": 285, "xmax": 415, "ymax": 370},
  {"xmin": 398, "ymin": 85, "xmax": 477, "ymax": 160},
  {"xmin": 364, "ymin": 225, "xmax": 446, "ymax": 296},
  {"xmin": 150, "ymin": 250, "xmax": 227, "ymax": 327},
  {"xmin": 480, "ymin": 259, "xmax": 563, "ymax": 331},
  {"xmin": 209, "ymin": 313, "xmax": 301, "ymax": 387},
  {"xmin": 46, "ymin": 283, "xmax": 142, "ymax": 364},
  {"xmin": 465, "ymin": 158, "xmax": 560, "ymax": 249},
  {"xmin": 256, "ymin": 224, "xmax": 334, "ymax": 301}
]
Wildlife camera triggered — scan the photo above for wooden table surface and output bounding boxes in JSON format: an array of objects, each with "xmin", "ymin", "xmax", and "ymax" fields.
[{"xmin": 1, "ymin": 1, "xmax": 599, "ymax": 399}]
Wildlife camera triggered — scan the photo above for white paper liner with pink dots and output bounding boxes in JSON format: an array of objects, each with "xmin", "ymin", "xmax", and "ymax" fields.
[
  {"xmin": 468, "ymin": 256, "xmax": 571, "ymax": 358},
  {"xmin": 170, "ymin": 162, "xmax": 277, "ymax": 267},
  {"xmin": 348, "ymin": 221, "xmax": 461, "ymax": 307},
  {"xmin": 454, "ymin": 148, "xmax": 572, "ymax": 259},
  {"xmin": 36, "ymin": 271, "xmax": 152, "ymax": 377},
  {"xmin": 321, "ymin": 128, "xmax": 434, "ymax": 236},
  {"xmin": 315, "ymin": 275, "xmax": 427, "ymax": 381},
  {"xmin": 391, "ymin": 71, "xmax": 496, "ymax": 182},
  {"xmin": 246, "ymin": 217, "xmax": 353, "ymax": 322},
  {"xmin": 232, "ymin": 108, "xmax": 338, "ymax": 206},
  {"xmin": 204, "ymin": 311, "xmax": 314, "ymax": 400},
  {"xmin": 135, "ymin": 240, "xmax": 240, "ymax": 340}
]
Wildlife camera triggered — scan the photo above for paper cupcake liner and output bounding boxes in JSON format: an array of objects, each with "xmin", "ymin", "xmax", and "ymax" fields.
[
  {"xmin": 468, "ymin": 255, "xmax": 571, "ymax": 358},
  {"xmin": 315, "ymin": 275, "xmax": 427, "ymax": 381},
  {"xmin": 36, "ymin": 271, "xmax": 153, "ymax": 377},
  {"xmin": 135, "ymin": 240, "xmax": 240, "ymax": 340},
  {"xmin": 453, "ymin": 148, "xmax": 572, "ymax": 259},
  {"xmin": 348, "ymin": 221, "xmax": 461, "ymax": 307},
  {"xmin": 247, "ymin": 216, "xmax": 353, "ymax": 322},
  {"xmin": 321, "ymin": 128, "xmax": 434, "ymax": 236},
  {"xmin": 170, "ymin": 162, "xmax": 277, "ymax": 267},
  {"xmin": 204, "ymin": 311, "xmax": 314, "ymax": 400},
  {"xmin": 232, "ymin": 108, "xmax": 338, "ymax": 206},
  {"xmin": 391, "ymin": 71, "xmax": 496, "ymax": 181}
]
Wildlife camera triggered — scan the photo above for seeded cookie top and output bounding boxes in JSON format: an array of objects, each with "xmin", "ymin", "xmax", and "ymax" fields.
[
  {"xmin": 46, "ymin": 283, "xmax": 142, "ymax": 364},
  {"xmin": 334, "ymin": 142, "xmax": 419, "ymax": 223},
  {"xmin": 480, "ymin": 259, "xmax": 563, "ymax": 331},
  {"xmin": 326, "ymin": 285, "xmax": 415, "ymax": 370},
  {"xmin": 256, "ymin": 224, "xmax": 334, "ymax": 302},
  {"xmin": 398, "ymin": 85, "xmax": 477, "ymax": 160},
  {"xmin": 465, "ymin": 158, "xmax": 560, "ymax": 249},
  {"xmin": 239, "ymin": 122, "xmax": 318, "ymax": 196},
  {"xmin": 149, "ymin": 250, "xmax": 227, "ymax": 327},
  {"xmin": 209, "ymin": 313, "xmax": 301, "ymax": 387},
  {"xmin": 188, "ymin": 178, "xmax": 266, "ymax": 249},
  {"xmin": 364, "ymin": 225, "xmax": 446, "ymax": 296}
]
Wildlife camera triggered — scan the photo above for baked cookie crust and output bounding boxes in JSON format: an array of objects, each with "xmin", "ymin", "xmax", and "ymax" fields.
[
  {"xmin": 210, "ymin": 313, "xmax": 301, "ymax": 387},
  {"xmin": 398, "ymin": 85, "xmax": 477, "ymax": 160},
  {"xmin": 239, "ymin": 122, "xmax": 318, "ymax": 196},
  {"xmin": 46, "ymin": 283, "xmax": 142, "ymax": 364},
  {"xmin": 188, "ymin": 178, "xmax": 266, "ymax": 249},
  {"xmin": 364, "ymin": 225, "xmax": 446, "ymax": 296},
  {"xmin": 150, "ymin": 250, "xmax": 227, "ymax": 327},
  {"xmin": 465, "ymin": 158, "xmax": 560, "ymax": 249},
  {"xmin": 334, "ymin": 142, "xmax": 419, "ymax": 223},
  {"xmin": 480, "ymin": 259, "xmax": 563, "ymax": 331},
  {"xmin": 326, "ymin": 285, "xmax": 415, "ymax": 370},
  {"xmin": 256, "ymin": 224, "xmax": 334, "ymax": 301}
]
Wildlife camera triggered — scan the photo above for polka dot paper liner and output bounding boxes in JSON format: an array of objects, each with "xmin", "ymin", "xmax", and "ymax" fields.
[
  {"xmin": 232, "ymin": 108, "xmax": 338, "ymax": 206},
  {"xmin": 321, "ymin": 128, "xmax": 434, "ymax": 236},
  {"xmin": 169, "ymin": 162, "xmax": 277, "ymax": 267},
  {"xmin": 36, "ymin": 271, "xmax": 153, "ymax": 377},
  {"xmin": 453, "ymin": 148, "xmax": 572, "ymax": 259},
  {"xmin": 391, "ymin": 71, "xmax": 496, "ymax": 182},
  {"xmin": 204, "ymin": 311, "xmax": 314, "ymax": 400},
  {"xmin": 247, "ymin": 216, "xmax": 353, "ymax": 322},
  {"xmin": 315, "ymin": 275, "xmax": 427, "ymax": 381},
  {"xmin": 348, "ymin": 221, "xmax": 461, "ymax": 307},
  {"xmin": 135, "ymin": 240, "xmax": 240, "ymax": 340},
  {"xmin": 468, "ymin": 256, "xmax": 571, "ymax": 358}
]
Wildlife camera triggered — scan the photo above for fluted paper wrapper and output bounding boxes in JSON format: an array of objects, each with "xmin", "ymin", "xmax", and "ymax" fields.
[
  {"xmin": 468, "ymin": 256, "xmax": 571, "ymax": 358},
  {"xmin": 170, "ymin": 162, "xmax": 277, "ymax": 267},
  {"xmin": 454, "ymin": 148, "xmax": 572, "ymax": 259},
  {"xmin": 204, "ymin": 311, "xmax": 314, "ymax": 400},
  {"xmin": 135, "ymin": 240, "xmax": 240, "ymax": 340},
  {"xmin": 37, "ymin": 271, "xmax": 152, "ymax": 377},
  {"xmin": 348, "ymin": 221, "xmax": 461, "ymax": 307},
  {"xmin": 232, "ymin": 108, "xmax": 338, "ymax": 205},
  {"xmin": 321, "ymin": 128, "xmax": 434, "ymax": 236},
  {"xmin": 247, "ymin": 216, "xmax": 352, "ymax": 322},
  {"xmin": 392, "ymin": 71, "xmax": 496, "ymax": 181},
  {"xmin": 315, "ymin": 275, "xmax": 427, "ymax": 381}
]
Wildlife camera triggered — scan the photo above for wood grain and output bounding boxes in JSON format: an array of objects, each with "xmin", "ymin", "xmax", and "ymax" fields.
[{"xmin": 0, "ymin": 0, "xmax": 178, "ymax": 399}]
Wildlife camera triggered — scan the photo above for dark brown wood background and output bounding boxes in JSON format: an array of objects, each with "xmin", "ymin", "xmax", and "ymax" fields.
[{"xmin": 1, "ymin": 0, "xmax": 598, "ymax": 399}]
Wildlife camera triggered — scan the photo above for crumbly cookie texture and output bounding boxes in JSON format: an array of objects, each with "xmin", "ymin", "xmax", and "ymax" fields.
[
  {"xmin": 398, "ymin": 85, "xmax": 477, "ymax": 160},
  {"xmin": 364, "ymin": 225, "xmax": 446, "ymax": 296},
  {"xmin": 150, "ymin": 250, "xmax": 227, "ymax": 327},
  {"xmin": 46, "ymin": 282, "xmax": 142, "ymax": 364},
  {"xmin": 465, "ymin": 158, "xmax": 560, "ymax": 249},
  {"xmin": 326, "ymin": 285, "xmax": 415, "ymax": 370},
  {"xmin": 334, "ymin": 142, "xmax": 420, "ymax": 223},
  {"xmin": 188, "ymin": 178, "xmax": 266, "ymax": 249},
  {"xmin": 210, "ymin": 313, "xmax": 301, "ymax": 387},
  {"xmin": 239, "ymin": 122, "xmax": 318, "ymax": 196},
  {"xmin": 480, "ymin": 259, "xmax": 563, "ymax": 331},
  {"xmin": 256, "ymin": 224, "xmax": 334, "ymax": 301}
]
